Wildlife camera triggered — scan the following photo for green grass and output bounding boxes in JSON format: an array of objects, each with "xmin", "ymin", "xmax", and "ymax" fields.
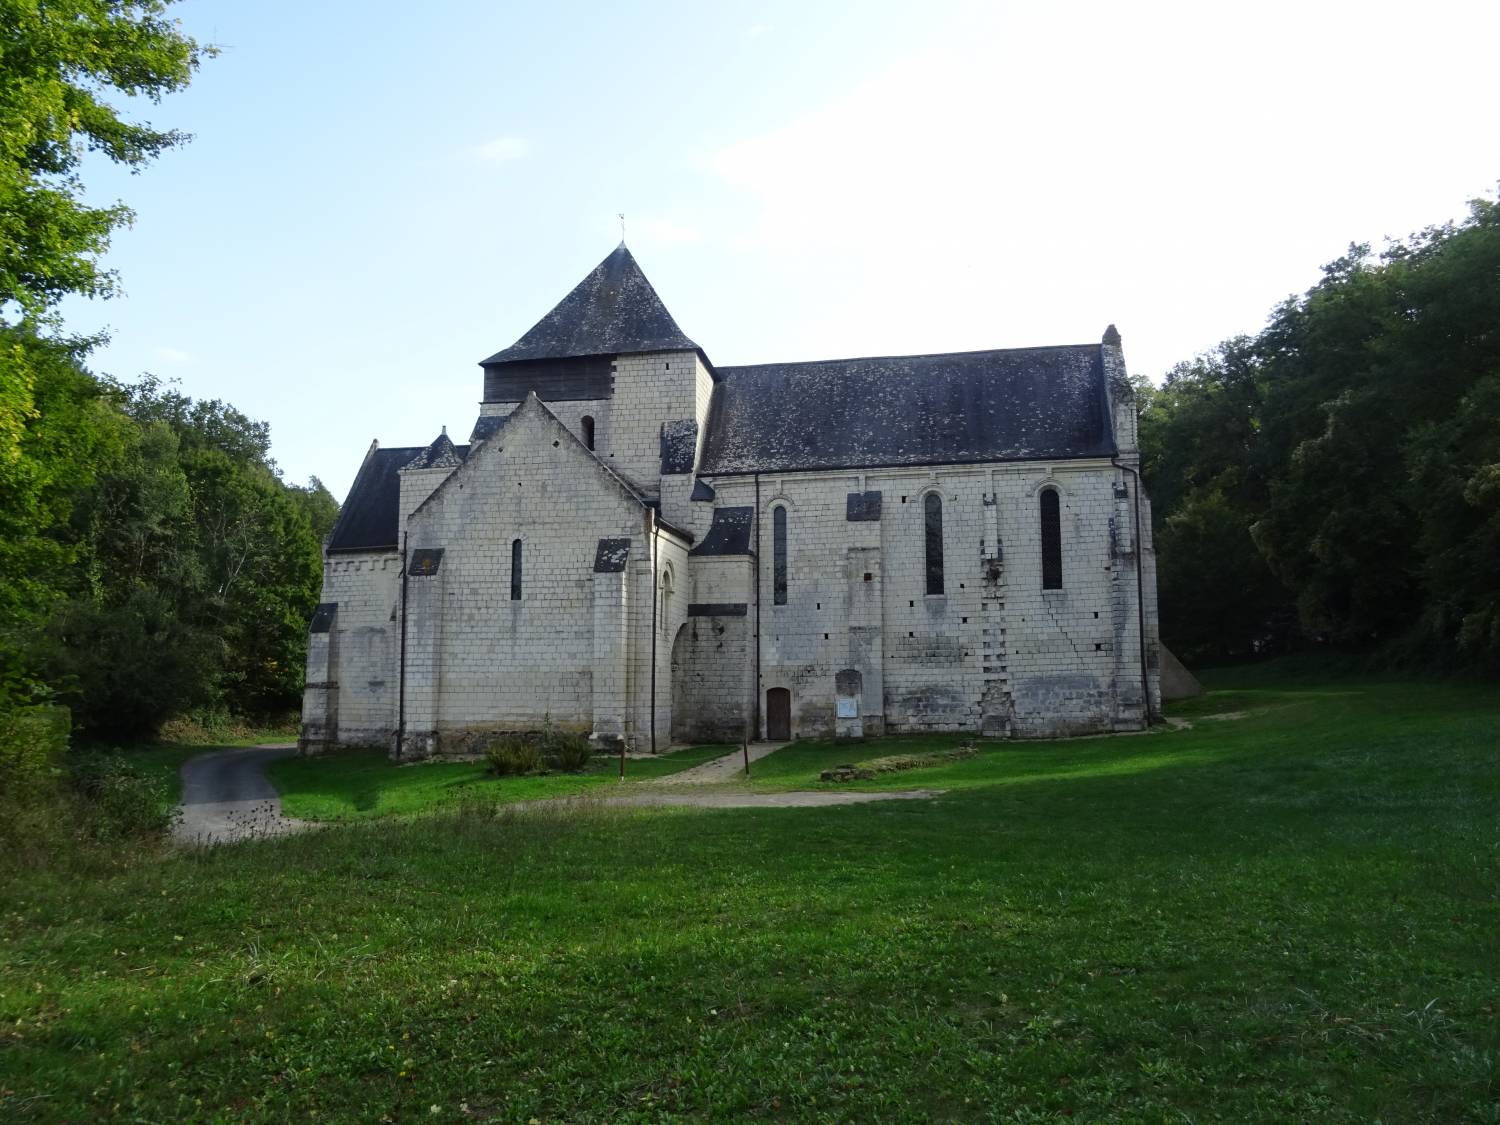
[
  {"xmin": 3, "ymin": 675, "xmax": 1498, "ymax": 1121},
  {"xmin": 265, "ymin": 744, "xmax": 732, "ymax": 821}
]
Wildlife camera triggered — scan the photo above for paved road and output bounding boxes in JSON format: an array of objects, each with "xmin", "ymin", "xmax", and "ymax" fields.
[{"xmin": 174, "ymin": 744, "xmax": 303, "ymax": 845}]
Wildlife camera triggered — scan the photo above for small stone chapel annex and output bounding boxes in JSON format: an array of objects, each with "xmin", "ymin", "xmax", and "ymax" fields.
[{"xmin": 299, "ymin": 245, "xmax": 1161, "ymax": 758}]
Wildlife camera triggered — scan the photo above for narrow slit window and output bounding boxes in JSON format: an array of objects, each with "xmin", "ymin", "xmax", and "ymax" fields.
[
  {"xmin": 924, "ymin": 492, "xmax": 944, "ymax": 595},
  {"xmin": 772, "ymin": 506, "xmax": 788, "ymax": 605},
  {"xmin": 1040, "ymin": 489, "xmax": 1063, "ymax": 589},
  {"xmin": 581, "ymin": 415, "xmax": 595, "ymax": 450},
  {"xmin": 510, "ymin": 538, "xmax": 523, "ymax": 600}
]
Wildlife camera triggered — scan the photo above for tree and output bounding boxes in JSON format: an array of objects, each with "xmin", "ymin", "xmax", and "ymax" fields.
[
  {"xmin": 289, "ymin": 477, "xmax": 340, "ymax": 546},
  {"xmin": 1, "ymin": 0, "xmax": 213, "ymax": 321},
  {"xmin": 1139, "ymin": 341, "xmax": 1294, "ymax": 661},
  {"xmin": 1143, "ymin": 192, "xmax": 1500, "ymax": 669}
]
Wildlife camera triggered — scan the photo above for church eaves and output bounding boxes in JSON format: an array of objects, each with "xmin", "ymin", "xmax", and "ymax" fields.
[{"xmin": 480, "ymin": 243, "xmax": 698, "ymax": 366}]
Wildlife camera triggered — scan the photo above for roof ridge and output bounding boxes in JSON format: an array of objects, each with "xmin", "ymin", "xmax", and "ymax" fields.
[{"xmin": 718, "ymin": 342, "xmax": 1101, "ymax": 372}]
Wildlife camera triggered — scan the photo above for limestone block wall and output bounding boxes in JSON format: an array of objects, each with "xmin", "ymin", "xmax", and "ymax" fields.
[
  {"xmin": 299, "ymin": 622, "xmax": 336, "ymax": 753},
  {"xmin": 316, "ymin": 550, "xmax": 401, "ymax": 747},
  {"xmin": 622, "ymin": 530, "xmax": 689, "ymax": 753},
  {"xmin": 672, "ymin": 555, "xmax": 755, "ymax": 744},
  {"xmin": 608, "ymin": 349, "xmax": 704, "ymax": 490},
  {"xmin": 399, "ymin": 464, "xmax": 457, "ymax": 530},
  {"xmin": 702, "ymin": 458, "xmax": 1157, "ymax": 740},
  {"xmin": 658, "ymin": 473, "xmax": 699, "ymax": 538},
  {"xmin": 398, "ymin": 399, "xmax": 692, "ymax": 757},
  {"xmin": 478, "ymin": 398, "xmax": 614, "ymax": 468},
  {"xmin": 477, "ymin": 350, "xmax": 710, "ymax": 504},
  {"xmin": 590, "ymin": 566, "xmax": 631, "ymax": 743}
]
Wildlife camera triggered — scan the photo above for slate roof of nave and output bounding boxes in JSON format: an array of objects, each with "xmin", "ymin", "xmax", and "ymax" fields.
[
  {"xmin": 697, "ymin": 344, "xmax": 1116, "ymax": 476},
  {"xmin": 479, "ymin": 244, "xmax": 698, "ymax": 366}
]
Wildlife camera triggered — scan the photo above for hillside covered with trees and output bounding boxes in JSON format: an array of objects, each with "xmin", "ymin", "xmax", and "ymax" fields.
[{"xmin": 1141, "ymin": 197, "xmax": 1500, "ymax": 671}]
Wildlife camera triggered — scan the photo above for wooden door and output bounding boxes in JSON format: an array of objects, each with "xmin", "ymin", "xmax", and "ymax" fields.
[{"xmin": 766, "ymin": 688, "xmax": 791, "ymax": 741}]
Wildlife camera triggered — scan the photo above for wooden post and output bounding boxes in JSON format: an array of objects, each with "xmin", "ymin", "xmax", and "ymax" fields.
[{"xmin": 743, "ymin": 739, "xmax": 750, "ymax": 777}]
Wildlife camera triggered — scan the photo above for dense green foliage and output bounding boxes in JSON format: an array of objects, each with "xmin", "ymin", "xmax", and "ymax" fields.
[
  {"xmin": 0, "ymin": 3, "xmax": 332, "ymax": 741},
  {"xmin": 3, "ymin": 673, "xmax": 1497, "ymax": 1120},
  {"xmin": 0, "ymin": 0, "xmax": 212, "ymax": 318},
  {"xmin": 0, "ymin": 351, "xmax": 334, "ymax": 736},
  {"xmin": 1141, "ymin": 196, "xmax": 1500, "ymax": 667}
]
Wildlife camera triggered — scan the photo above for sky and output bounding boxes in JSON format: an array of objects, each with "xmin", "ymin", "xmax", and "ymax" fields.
[{"xmin": 60, "ymin": 0, "xmax": 1500, "ymax": 499}]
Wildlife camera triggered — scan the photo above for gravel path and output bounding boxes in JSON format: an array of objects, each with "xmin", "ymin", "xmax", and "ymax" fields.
[
  {"xmin": 174, "ymin": 741, "xmax": 946, "ymax": 844},
  {"xmin": 653, "ymin": 741, "xmax": 789, "ymax": 784},
  {"xmin": 606, "ymin": 787, "xmax": 945, "ymax": 809},
  {"xmin": 173, "ymin": 745, "xmax": 304, "ymax": 845}
]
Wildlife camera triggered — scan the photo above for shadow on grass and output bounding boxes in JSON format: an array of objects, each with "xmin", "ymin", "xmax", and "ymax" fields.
[{"xmin": 263, "ymin": 744, "xmax": 733, "ymax": 822}]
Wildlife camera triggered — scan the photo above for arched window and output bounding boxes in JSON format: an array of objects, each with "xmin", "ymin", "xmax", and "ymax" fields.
[
  {"xmin": 659, "ymin": 566, "xmax": 673, "ymax": 634},
  {"xmin": 510, "ymin": 538, "xmax": 523, "ymax": 600},
  {"xmin": 581, "ymin": 415, "xmax": 595, "ymax": 450},
  {"xmin": 924, "ymin": 492, "xmax": 944, "ymax": 595},
  {"xmin": 772, "ymin": 505, "xmax": 788, "ymax": 605},
  {"xmin": 1040, "ymin": 489, "xmax": 1062, "ymax": 589}
]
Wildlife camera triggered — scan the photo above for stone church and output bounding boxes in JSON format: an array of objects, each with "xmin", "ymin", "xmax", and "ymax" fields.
[{"xmin": 299, "ymin": 245, "xmax": 1161, "ymax": 758}]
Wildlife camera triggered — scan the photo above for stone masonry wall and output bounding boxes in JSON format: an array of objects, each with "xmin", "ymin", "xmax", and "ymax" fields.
[
  {"xmin": 701, "ymin": 458, "xmax": 1158, "ymax": 740},
  {"xmin": 479, "ymin": 349, "xmax": 709, "ymax": 511},
  {"xmin": 398, "ymin": 397, "xmax": 689, "ymax": 758},
  {"xmin": 316, "ymin": 549, "xmax": 402, "ymax": 747},
  {"xmin": 671, "ymin": 555, "xmax": 755, "ymax": 744}
]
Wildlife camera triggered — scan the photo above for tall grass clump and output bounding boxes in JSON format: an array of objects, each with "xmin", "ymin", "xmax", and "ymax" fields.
[
  {"xmin": 542, "ymin": 727, "xmax": 593, "ymax": 772},
  {"xmin": 485, "ymin": 735, "xmax": 543, "ymax": 776}
]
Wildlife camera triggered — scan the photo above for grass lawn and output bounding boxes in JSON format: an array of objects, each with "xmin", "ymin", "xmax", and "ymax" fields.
[
  {"xmin": 264, "ymin": 744, "xmax": 732, "ymax": 821},
  {"xmin": 3, "ymin": 672, "xmax": 1498, "ymax": 1121}
]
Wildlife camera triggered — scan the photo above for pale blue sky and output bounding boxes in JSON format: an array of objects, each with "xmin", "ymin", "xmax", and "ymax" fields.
[{"xmin": 62, "ymin": 0, "xmax": 1500, "ymax": 498}]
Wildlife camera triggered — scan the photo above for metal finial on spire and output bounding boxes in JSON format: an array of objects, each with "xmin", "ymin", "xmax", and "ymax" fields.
[
  {"xmin": 619, "ymin": 213, "xmax": 626, "ymax": 243},
  {"xmin": 441, "ymin": 425, "xmax": 447, "ymax": 437}
]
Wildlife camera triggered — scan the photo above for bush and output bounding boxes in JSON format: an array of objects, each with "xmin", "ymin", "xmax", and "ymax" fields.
[
  {"xmin": 0, "ymin": 699, "xmax": 69, "ymax": 794},
  {"xmin": 485, "ymin": 736, "xmax": 542, "ymax": 777},
  {"xmin": 67, "ymin": 753, "xmax": 176, "ymax": 840},
  {"xmin": 41, "ymin": 589, "xmax": 219, "ymax": 739},
  {"xmin": 543, "ymin": 728, "xmax": 593, "ymax": 772}
]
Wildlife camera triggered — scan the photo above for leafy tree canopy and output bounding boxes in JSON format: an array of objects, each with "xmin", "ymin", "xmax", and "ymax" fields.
[
  {"xmin": 1143, "ymin": 193, "xmax": 1500, "ymax": 669},
  {"xmin": 1, "ymin": 0, "xmax": 213, "ymax": 321}
]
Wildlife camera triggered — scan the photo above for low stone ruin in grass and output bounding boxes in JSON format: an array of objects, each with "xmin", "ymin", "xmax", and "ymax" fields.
[{"xmin": 820, "ymin": 745, "xmax": 977, "ymax": 782}]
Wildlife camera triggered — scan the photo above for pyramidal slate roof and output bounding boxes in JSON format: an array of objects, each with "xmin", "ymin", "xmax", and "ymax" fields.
[
  {"xmin": 698, "ymin": 344, "xmax": 1115, "ymax": 476},
  {"xmin": 481, "ymin": 244, "xmax": 698, "ymax": 366},
  {"xmin": 403, "ymin": 427, "xmax": 462, "ymax": 471}
]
